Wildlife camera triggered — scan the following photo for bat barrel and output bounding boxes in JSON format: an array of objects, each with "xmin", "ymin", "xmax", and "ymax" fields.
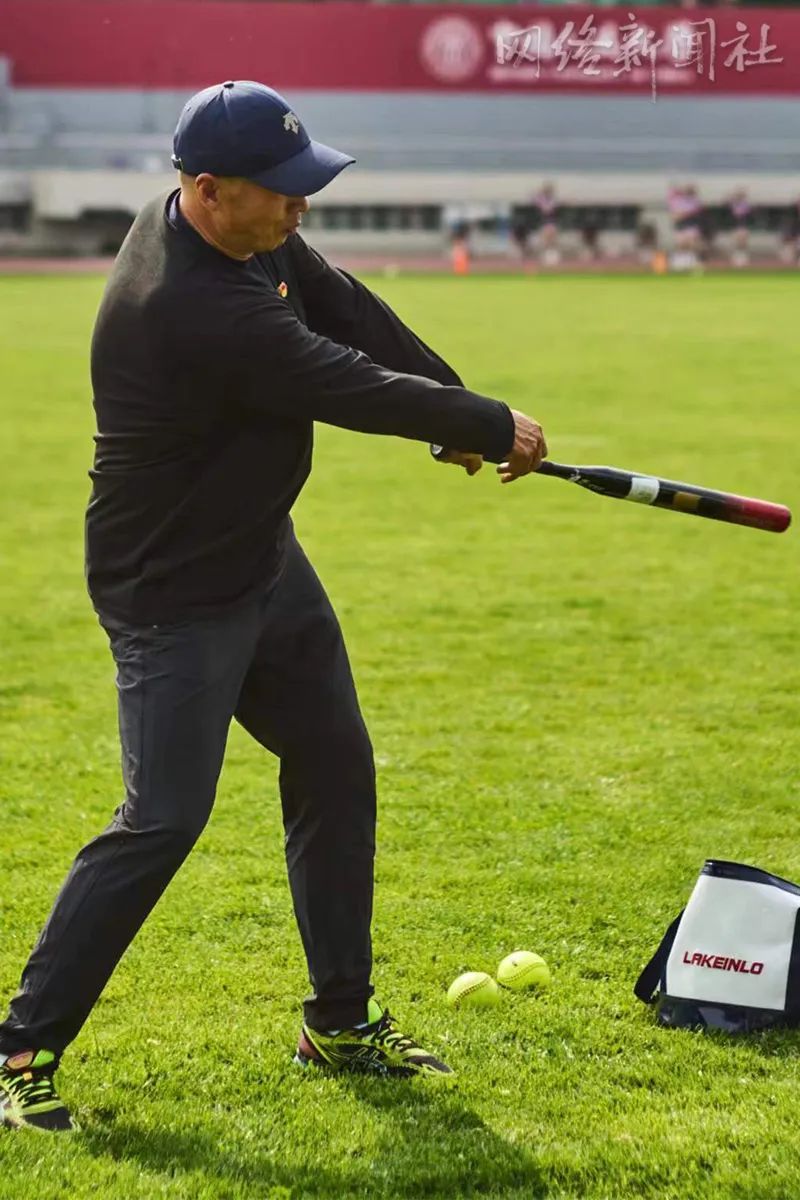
[
  {"xmin": 536, "ymin": 462, "xmax": 791, "ymax": 535},
  {"xmin": 654, "ymin": 482, "xmax": 791, "ymax": 534}
]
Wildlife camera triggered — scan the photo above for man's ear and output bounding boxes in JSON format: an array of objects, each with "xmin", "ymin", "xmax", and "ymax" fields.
[{"xmin": 193, "ymin": 173, "xmax": 223, "ymax": 210}]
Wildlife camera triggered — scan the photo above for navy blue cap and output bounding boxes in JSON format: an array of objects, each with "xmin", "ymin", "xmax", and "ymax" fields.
[{"xmin": 172, "ymin": 80, "xmax": 354, "ymax": 196}]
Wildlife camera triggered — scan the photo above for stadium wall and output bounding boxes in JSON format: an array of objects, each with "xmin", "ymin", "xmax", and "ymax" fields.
[{"xmin": 1, "ymin": 167, "xmax": 797, "ymax": 260}]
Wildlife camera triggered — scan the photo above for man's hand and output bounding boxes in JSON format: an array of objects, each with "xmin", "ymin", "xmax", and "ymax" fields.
[
  {"xmin": 438, "ymin": 449, "xmax": 483, "ymax": 476},
  {"xmin": 497, "ymin": 410, "xmax": 547, "ymax": 484}
]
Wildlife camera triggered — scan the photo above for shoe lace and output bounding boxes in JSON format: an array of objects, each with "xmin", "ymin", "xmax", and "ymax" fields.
[
  {"xmin": 5, "ymin": 1067, "xmax": 58, "ymax": 1109},
  {"xmin": 370, "ymin": 1011, "xmax": 419, "ymax": 1055}
]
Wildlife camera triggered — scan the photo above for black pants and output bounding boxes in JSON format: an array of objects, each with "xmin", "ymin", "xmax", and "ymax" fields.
[{"xmin": 0, "ymin": 534, "xmax": 376, "ymax": 1055}]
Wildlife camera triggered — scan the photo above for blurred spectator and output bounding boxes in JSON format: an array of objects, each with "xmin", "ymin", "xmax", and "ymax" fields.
[
  {"xmin": 443, "ymin": 203, "xmax": 471, "ymax": 245},
  {"xmin": 727, "ymin": 188, "xmax": 752, "ymax": 268},
  {"xmin": 510, "ymin": 214, "xmax": 530, "ymax": 261},
  {"xmin": 779, "ymin": 198, "xmax": 800, "ymax": 267},
  {"xmin": 532, "ymin": 182, "xmax": 560, "ymax": 266},
  {"xmin": 579, "ymin": 219, "xmax": 601, "ymax": 263},
  {"xmin": 668, "ymin": 184, "xmax": 703, "ymax": 271},
  {"xmin": 636, "ymin": 221, "xmax": 659, "ymax": 267},
  {"xmin": 444, "ymin": 209, "xmax": 471, "ymax": 274}
]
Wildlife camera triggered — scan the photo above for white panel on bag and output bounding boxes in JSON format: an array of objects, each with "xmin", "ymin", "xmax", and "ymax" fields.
[{"xmin": 666, "ymin": 875, "xmax": 799, "ymax": 1012}]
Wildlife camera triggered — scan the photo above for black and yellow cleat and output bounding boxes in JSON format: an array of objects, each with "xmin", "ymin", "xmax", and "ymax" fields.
[
  {"xmin": 0, "ymin": 1049, "xmax": 75, "ymax": 1131},
  {"xmin": 294, "ymin": 999, "xmax": 454, "ymax": 1079}
]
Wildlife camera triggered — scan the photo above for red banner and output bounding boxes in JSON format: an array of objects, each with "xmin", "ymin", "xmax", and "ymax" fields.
[{"xmin": 0, "ymin": 0, "xmax": 797, "ymax": 95}]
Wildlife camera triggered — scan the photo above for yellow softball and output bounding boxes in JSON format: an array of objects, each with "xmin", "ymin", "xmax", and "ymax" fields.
[
  {"xmin": 496, "ymin": 951, "xmax": 550, "ymax": 992},
  {"xmin": 446, "ymin": 971, "xmax": 500, "ymax": 1008}
]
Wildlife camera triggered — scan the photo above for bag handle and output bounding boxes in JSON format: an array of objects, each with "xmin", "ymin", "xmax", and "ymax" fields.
[{"xmin": 634, "ymin": 910, "xmax": 684, "ymax": 1004}]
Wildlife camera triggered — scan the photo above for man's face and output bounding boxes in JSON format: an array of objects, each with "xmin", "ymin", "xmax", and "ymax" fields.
[{"xmin": 199, "ymin": 175, "xmax": 309, "ymax": 253}]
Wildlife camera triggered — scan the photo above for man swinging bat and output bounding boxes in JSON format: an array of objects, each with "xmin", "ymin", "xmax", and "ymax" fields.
[{"xmin": 0, "ymin": 80, "xmax": 546, "ymax": 1130}]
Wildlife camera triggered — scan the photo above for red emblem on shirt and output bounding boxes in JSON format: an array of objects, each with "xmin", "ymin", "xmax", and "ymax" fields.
[{"xmin": 277, "ymin": 281, "xmax": 288, "ymax": 298}]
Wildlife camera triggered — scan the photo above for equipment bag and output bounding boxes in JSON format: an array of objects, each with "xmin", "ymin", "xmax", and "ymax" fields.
[{"xmin": 635, "ymin": 859, "xmax": 800, "ymax": 1032}]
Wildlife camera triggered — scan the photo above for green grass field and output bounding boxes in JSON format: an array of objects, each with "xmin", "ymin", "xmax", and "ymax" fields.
[{"xmin": 1, "ymin": 272, "xmax": 798, "ymax": 1200}]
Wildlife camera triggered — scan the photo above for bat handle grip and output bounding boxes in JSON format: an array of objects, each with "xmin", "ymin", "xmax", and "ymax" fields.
[
  {"xmin": 534, "ymin": 460, "xmax": 560, "ymax": 477},
  {"xmin": 432, "ymin": 444, "xmax": 571, "ymax": 479}
]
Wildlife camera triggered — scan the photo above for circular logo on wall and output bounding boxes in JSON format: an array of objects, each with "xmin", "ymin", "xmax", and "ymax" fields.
[{"xmin": 420, "ymin": 16, "xmax": 484, "ymax": 84}]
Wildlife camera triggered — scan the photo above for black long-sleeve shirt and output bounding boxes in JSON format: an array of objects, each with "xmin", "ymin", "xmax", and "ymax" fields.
[{"xmin": 86, "ymin": 189, "xmax": 515, "ymax": 624}]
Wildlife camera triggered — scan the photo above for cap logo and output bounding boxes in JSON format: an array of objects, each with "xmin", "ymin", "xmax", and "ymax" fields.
[{"xmin": 283, "ymin": 112, "xmax": 300, "ymax": 135}]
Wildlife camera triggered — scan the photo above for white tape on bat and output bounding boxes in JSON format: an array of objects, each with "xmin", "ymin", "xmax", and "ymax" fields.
[{"xmin": 627, "ymin": 475, "xmax": 660, "ymax": 505}]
